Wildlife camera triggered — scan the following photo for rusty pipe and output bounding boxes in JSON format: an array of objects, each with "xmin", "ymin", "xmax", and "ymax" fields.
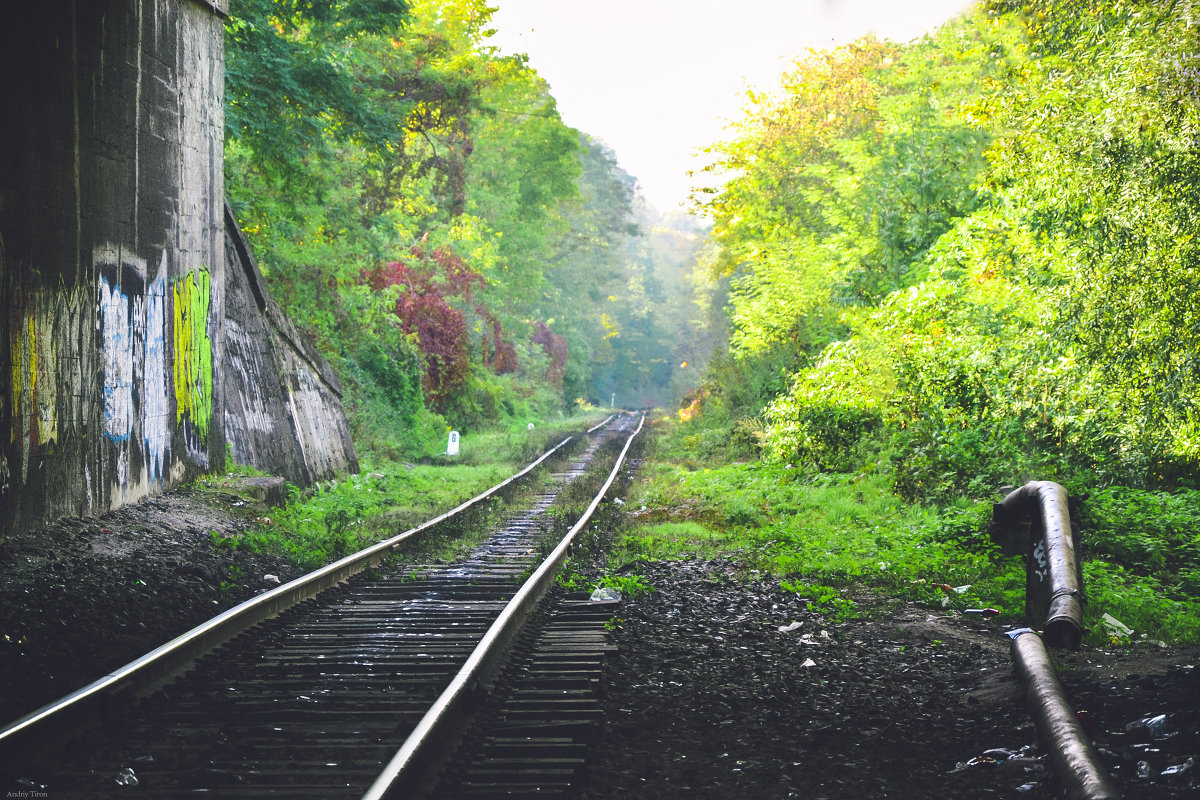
[
  {"xmin": 996, "ymin": 481, "xmax": 1084, "ymax": 648},
  {"xmin": 1008, "ymin": 629, "xmax": 1120, "ymax": 800}
]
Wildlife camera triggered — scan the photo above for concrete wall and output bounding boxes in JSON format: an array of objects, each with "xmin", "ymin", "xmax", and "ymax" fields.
[
  {"xmin": 0, "ymin": 0, "xmax": 226, "ymax": 537},
  {"xmin": 223, "ymin": 205, "xmax": 359, "ymax": 485}
]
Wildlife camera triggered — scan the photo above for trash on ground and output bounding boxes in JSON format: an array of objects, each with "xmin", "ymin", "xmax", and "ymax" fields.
[
  {"xmin": 1161, "ymin": 757, "xmax": 1194, "ymax": 777},
  {"xmin": 1126, "ymin": 713, "xmax": 1171, "ymax": 741},
  {"xmin": 1101, "ymin": 613, "xmax": 1134, "ymax": 639},
  {"xmin": 590, "ymin": 586, "xmax": 621, "ymax": 602}
]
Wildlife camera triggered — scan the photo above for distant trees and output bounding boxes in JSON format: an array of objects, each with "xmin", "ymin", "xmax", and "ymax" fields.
[{"xmin": 224, "ymin": 0, "xmax": 705, "ymax": 451}]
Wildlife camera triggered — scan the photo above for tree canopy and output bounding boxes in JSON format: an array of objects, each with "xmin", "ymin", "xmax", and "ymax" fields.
[
  {"xmin": 685, "ymin": 0, "xmax": 1200, "ymax": 494},
  {"xmin": 224, "ymin": 0, "xmax": 706, "ymax": 452}
]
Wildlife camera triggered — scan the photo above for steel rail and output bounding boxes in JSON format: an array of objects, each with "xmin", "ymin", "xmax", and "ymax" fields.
[
  {"xmin": 362, "ymin": 412, "xmax": 646, "ymax": 800},
  {"xmin": 0, "ymin": 422, "xmax": 605, "ymax": 768},
  {"xmin": 587, "ymin": 414, "xmax": 615, "ymax": 434}
]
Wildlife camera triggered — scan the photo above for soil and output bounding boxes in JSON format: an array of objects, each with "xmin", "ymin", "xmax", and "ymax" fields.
[
  {"xmin": 0, "ymin": 482, "xmax": 302, "ymax": 727},
  {"xmin": 2, "ymin": 490, "xmax": 1199, "ymax": 798},
  {"xmin": 576, "ymin": 559, "xmax": 1200, "ymax": 799}
]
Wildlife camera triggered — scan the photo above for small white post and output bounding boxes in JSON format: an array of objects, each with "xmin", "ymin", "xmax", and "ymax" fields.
[
  {"xmin": 446, "ymin": 430, "xmax": 460, "ymax": 456},
  {"xmin": 610, "ymin": 393, "xmax": 615, "ymax": 408}
]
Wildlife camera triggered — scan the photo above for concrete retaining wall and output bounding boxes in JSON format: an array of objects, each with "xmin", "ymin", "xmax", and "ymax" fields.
[
  {"xmin": 0, "ymin": 0, "xmax": 357, "ymax": 540},
  {"xmin": 0, "ymin": 0, "xmax": 226, "ymax": 537},
  {"xmin": 223, "ymin": 205, "xmax": 358, "ymax": 485}
]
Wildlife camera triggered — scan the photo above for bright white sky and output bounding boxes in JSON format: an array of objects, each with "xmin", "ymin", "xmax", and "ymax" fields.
[{"xmin": 486, "ymin": 0, "xmax": 977, "ymax": 211}]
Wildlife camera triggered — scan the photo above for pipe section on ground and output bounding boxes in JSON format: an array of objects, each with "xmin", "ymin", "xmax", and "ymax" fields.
[
  {"xmin": 1008, "ymin": 629, "xmax": 1120, "ymax": 800},
  {"xmin": 994, "ymin": 481, "xmax": 1084, "ymax": 648}
]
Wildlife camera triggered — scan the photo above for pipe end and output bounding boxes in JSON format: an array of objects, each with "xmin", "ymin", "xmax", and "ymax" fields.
[{"xmin": 1044, "ymin": 616, "xmax": 1083, "ymax": 650}]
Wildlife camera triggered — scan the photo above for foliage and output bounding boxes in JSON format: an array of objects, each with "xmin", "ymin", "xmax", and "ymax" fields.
[
  {"xmin": 668, "ymin": 1, "xmax": 1200, "ymax": 643},
  {"xmin": 226, "ymin": 0, "xmax": 700, "ymax": 462},
  {"xmin": 236, "ymin": 415, "xmax": 600, "ymax": 569},
  {"xmin": 225, "ymin": 0, "xmax": 411, "ymax": 190},
  {"xmin": 226, "ymin": 0, "xmax": 708, "ymax": 455},
  {"xmin": 625, "ymin": 425, "xmax": 1026, "ymax": 617},
  {"xmin": 365, "ymin": 246, "xmax": 484, "ymax": 409}
]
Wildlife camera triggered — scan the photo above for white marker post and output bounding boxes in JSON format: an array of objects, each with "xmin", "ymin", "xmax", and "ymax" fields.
[{"xmin": 446, "ymin": 430, "xmax": 460, "ymax": 456}]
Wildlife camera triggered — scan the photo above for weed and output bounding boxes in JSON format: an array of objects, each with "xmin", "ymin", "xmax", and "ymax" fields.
[
  {"xmin": 209, "ymin": 531, "xmax": 240, "ymax": 552},
  {"xmin": 594, "ymin": 573, "xmax": 655, "ymax": 598},
  {"xmin": 219, "ymin": 563, "xmax": 245, "ymax": 594}
]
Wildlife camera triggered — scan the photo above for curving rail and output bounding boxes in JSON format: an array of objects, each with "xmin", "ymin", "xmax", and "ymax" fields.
[
  {"xmin": 994, "ymin": 481, "xmax": 1084, "ymax": 649},
  {"xmin": 994, "ymin": 481, "xmax": 1122, "ymax": 800},
  {"xmin": 0, "ymin": 416, "xmax": 616, "ymax": 775},
  {"xmin": 363, "ymin": 412, "xmax": 644, "ymax": 799}
]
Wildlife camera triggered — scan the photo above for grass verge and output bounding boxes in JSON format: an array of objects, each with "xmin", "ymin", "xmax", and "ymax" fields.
[
  {"xmin": 614, "ymin": 416, "xmax": 1200, "ymax": 645},
  {"xmin": 205, "ymin": 413, "xmax": 607, "ymax": 571}
]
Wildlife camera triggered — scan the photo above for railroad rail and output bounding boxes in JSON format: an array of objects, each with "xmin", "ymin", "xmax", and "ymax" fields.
[{"xmin": 1, "ymin": 412, "xmax": 643, "ymax": 798}]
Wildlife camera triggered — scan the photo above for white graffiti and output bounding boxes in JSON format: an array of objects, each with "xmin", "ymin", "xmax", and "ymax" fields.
[
  {"xmin": 1032, "ymin": 538, "xmax": 1048, "ymax": 584},
  {"xmin": 142, "ymin": 253, "xmax": 170, "ymax": 482},
  {"xmin": 99, "ymin": 276, "xmax": 134, "ymax": 442}
]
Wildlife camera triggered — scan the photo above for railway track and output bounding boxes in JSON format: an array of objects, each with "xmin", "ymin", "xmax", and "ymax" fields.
[{"xmin": 1, "ymin": 413, "xmax": 644, "ymax": 798}]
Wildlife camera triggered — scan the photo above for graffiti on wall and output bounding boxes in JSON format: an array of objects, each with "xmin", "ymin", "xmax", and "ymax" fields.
[
  {"xmin": 96, "ymin": 244, "xmax": 149, "ymax": 490},
  {"xmin": 11, "ymin": 284, "xmax": 63, "ymax": 450},
  {"xmin": 141, "ymin": 253, "xmax": 170, "ymax": 483},
  {"xmin": 92, "ymin": 250, "xmax": 215, "ymax": 488},
  {"xmin": 172, "ymin": 268, "xmax": 213, "ymax": 452},
  {"xmin": 9, "ymin": 279, "xmax": 94, "ymax": 486},
  {"xmin": 99, "ymin": 274, "xmax": 135, "ymax": 442}
]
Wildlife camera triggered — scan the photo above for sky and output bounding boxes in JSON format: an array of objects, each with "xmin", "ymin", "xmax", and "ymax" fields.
[{"xmin": 486, "ymin": 0, "xmax": 977, "ymax": 211}]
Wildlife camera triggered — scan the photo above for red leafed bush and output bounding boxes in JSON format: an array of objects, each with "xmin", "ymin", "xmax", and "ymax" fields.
[
  {"xmin": 366, "ymin": 246, "xmax": 484, "ymax": 409},
  {"xmin": 531, "ymin": 321, "xmax": 568, "ymax": 389},
  {"xmin": 479, "ymin": 310, "xmax": 519, "ymax": 375}
]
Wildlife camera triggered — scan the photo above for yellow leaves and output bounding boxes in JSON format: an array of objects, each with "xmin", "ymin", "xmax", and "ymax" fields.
[{"xmin": 600, "ymin": 313, "xmax": 621, "ymax": 339}]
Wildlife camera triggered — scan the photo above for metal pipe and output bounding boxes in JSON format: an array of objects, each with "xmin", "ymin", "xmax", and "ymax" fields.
[
  {"xmin": 996, "ymin": 481, "xmax": 1084, "ymax": 648},
  {"xmin": 1008, "ymin": 629, "xmax": 1120, "ymax": 800}
]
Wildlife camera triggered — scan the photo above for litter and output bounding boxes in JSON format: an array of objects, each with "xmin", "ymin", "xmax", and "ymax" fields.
[{"xmin": 1100, "ymin": 613, "xmax": 1134, "ymax": 639}]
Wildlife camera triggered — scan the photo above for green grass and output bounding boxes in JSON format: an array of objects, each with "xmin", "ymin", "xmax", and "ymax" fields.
[
  {"xmin": 616, "ymin": 417, "xmax": 1200, "ymax": 645},
  {"xmin": 624, "ymin": 458, "xmax": 1025, "ymax": 615},
  {"xmin": 215, "ymin": 413, "xmax": 607, "ymax": 570}
]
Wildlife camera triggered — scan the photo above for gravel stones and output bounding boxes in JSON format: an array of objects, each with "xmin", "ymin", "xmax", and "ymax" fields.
[
  {"xmin": 577, "ymin": 559, "xmax": 1046, "ymax": 798},
  {"xmin": 0, "ymin": 491, "xmax": 300, "ymax": 726}
]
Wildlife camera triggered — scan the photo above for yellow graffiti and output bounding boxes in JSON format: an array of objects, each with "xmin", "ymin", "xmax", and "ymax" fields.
[
  {"xmin": 9, "ymin": 291, "xmax": 59, "ymax": 450},
  {"xmin": 172, "ymin": 269, "xmax": 213, "ymax": 442},
  {"xmin": 10, "ymin": 310, "xmax": 33, "ymax": 445},
  {"xmin": 35, "ymin": 306, "xmax": 58, "ymax": 445}
]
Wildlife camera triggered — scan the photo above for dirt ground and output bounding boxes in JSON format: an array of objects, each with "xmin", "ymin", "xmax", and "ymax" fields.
[
  {"xmin": 575, "ymin": 558, "xmax": 1200, "ymax": 799},
  {"xmin": 2, "ymin": 492, "xmax": 1198, "ymax": 798},
  {"xmin": 0, "ymin": 485, "xmax": 302, "ymax": 727}
]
